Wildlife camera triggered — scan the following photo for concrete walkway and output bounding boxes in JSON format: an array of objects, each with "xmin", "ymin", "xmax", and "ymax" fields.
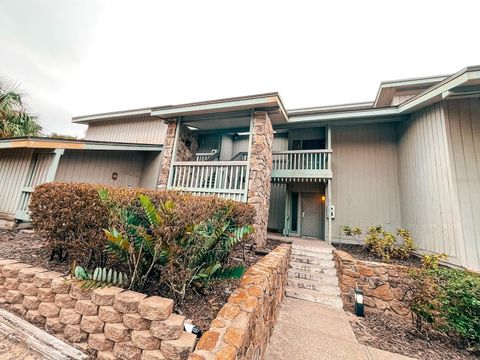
[
  {"xmin": 265, "ymin": 236, "xmax": 416, "ymax": 360},
  {"xmin": 265, "ymin": 297, "xmax": 415, "ymax": 360}
]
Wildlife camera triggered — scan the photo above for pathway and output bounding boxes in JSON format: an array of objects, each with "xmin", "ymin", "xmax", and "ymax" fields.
[{"xmin": 265, "ymin": 237, "xmax": 415, "ymax": 360}]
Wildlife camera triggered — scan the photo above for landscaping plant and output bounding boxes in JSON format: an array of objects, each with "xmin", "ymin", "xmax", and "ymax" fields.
[
  {"xmin": 408, "ymin": 267, "xmax": 480, "ymax": 353},
  {"xmin": 66, "ymin": 187, "xmax": 254, "ymax": 302},
  {"xmin": 341, "ymin": 225, "xmax": 416, "ymax": 261},
  {"xmin": 29, "ymin": 183, "xmax": 255, "ymax": 268}
]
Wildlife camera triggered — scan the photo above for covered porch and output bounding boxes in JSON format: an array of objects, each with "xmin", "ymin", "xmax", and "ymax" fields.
[{"xmin": 0, "ymin": 137, "xmax": 163, "ymax": 228}]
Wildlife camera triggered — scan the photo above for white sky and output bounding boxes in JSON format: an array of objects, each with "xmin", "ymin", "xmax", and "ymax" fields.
[{"xmin": 1, "ymin": 0, "xmax": 479, "ymax": 137}]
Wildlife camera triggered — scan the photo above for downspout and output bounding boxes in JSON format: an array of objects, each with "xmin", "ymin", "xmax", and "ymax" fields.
[{"xmin": 327, "ymin": 125, "xmax": 332, "ymax": 244}]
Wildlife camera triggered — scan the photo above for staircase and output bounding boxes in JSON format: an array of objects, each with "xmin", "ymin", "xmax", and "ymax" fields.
[{"xmin": 286, "ymin": 240, "xmax": 343, "ymax": 309}]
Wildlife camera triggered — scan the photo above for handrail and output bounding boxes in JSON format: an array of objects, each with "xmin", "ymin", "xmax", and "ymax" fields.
[
  {"xmin": 173, "ymin": 160, "xmax": 248, "ymax": 166},
  {"xmin": 272, "ymin": 149, "xmax": 332, "ymax": 154},
  {"xmin": 230, "ymin": 152, "xmax": 248, "ymax": 161}
]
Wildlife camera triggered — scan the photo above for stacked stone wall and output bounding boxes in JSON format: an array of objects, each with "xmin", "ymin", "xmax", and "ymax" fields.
[
  {"xmin": 0, "ymin": 258, "xmax": 196, "ymax": 360},
  {"xmin": 189, "ymin": 244, "xmax": 291, "ymax": 360},
  {"xmin": 334, "ymin": 250, "xmax": 412, "ymax": 317}
]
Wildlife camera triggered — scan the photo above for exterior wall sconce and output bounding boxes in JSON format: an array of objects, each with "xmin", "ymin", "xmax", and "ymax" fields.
[
  {"xmin": 321, "ymin": 195, "xmax": 326, "ymax": 202},
  {"xmin": 112, "ymin": 172, "xmax": 118, "ymax": 181},
  {"xmin": 354, "ymin": 288, "xmax": 364, "ymax": 317}
]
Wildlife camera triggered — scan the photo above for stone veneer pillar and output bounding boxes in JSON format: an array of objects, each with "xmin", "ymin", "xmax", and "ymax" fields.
[
  {"xmin": 158, "ymin": 120, "xmax": 199, "ymax": 189},
  {"xmin": 157, "ymin": 120, "xmax": 178, "ymax": 189},
  {"xmin": 247, "ymin": 111, "xmax": 274, "ymax": 248}
]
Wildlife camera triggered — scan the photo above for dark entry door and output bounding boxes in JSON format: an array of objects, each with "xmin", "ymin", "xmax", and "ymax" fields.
[{"xmin": 301, "ymin": 193, "xmax": 323, "ymax": 239}]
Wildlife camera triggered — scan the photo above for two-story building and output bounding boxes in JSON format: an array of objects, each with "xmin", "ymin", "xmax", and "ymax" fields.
[{"xmin": 0, "ymin": 65, "xmax": 479, "ymax": 270}]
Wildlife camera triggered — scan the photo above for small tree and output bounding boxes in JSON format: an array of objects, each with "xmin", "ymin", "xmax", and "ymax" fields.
[{"xmin": 0, "ymin": 80, "xmax": 41, "ymax": 138}]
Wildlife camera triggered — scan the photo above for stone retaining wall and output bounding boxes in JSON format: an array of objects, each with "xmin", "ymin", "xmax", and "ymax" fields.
[
  {"xmin": 0, "ymin": 258, "xmax": 196, "ymax": 360},
  {"xmin": 188, "ymin": 244, "xmax": 291, "ymax": 360},
  {"xmin": 334, "ymin": 250, "xmax": 412, "ymax": 317}
]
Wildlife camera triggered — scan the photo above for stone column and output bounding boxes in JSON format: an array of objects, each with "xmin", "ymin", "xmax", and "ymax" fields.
[
  {"xmin": 157, "ymin": 120, "xmax": 177, "ymax": 189},
  {"xmin": 247, "ymin": 111, "xmax": 274, "ymax": 248},
  {"xmin": 157, "ymin": 120, "xmax": 199, "ymax": 189}
]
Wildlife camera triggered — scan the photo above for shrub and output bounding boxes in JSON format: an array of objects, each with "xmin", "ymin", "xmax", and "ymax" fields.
[
  {"xmin": 29, "ymin": 182, "xmax": 255, "ymax": 267},
  {"xmin": 341, "ymin": 225, "xmax": 416, "ymax": 261},
  {"xmin": 97, "ymin": 190, "xmax": 253, "ymax": 299},
  {"xmin": 408, "ymin": 268, "xmax": 480, "ymax": 353}
]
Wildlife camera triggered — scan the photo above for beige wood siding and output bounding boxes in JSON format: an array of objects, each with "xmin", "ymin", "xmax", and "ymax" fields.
[
  {"xmin": 0, "ymin": 148, "xmax": 32, "ymax": 214},
  {"xmin": 444, "ymin": 99, "xmax": 480, "ymax": 269},
  {"xmin": 85, "ymin": 116, "xmax": 167, "ymax": 144},
  {"xmin": 397, "ymin": 103, "xmax": 467, "ymax": 266},
  {"xmin": 55, "ymin": 150, "xmax": 146, "ymax": 187},
  {"xmin": 267, "ymin": 134, "xmax": 289, "ymax": 231},
  {"xmin": 139, "ymin": 152, "xmax": 163, "ymax": 189},
  {"xmin": 331, "ymin": 122, "xmax": 401, "ymax": 240}
]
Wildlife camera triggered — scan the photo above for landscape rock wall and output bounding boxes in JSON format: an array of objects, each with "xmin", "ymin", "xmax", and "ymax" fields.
[
  {"xmin": 189, "ymin": 244, "xmax": 291, "ymax": 360},
  {"xmin": 334, "ymin": 250, "xmax": 412, "ymax": 317},
  {"xmin": 0, "ymin": 258, "xmax": 196, "ymax": 360}
]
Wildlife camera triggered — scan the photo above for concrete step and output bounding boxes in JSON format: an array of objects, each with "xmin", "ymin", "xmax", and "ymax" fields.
[
  {"xmin": 289, "ymin": 261, "xmax": 336, "ymax": 275},
  {"xmin": 285, "ymin": 286, "xmax": 344, "ymax": 309},
  {"xmin": 292, "ymin": 242, "xmax": 333, "ymax": 254},
  {"xmin": 287, "ymin": 277, "xmax": 340, "ymax": 296},
  {"xmin": 290, "ymin": 253, "xmax": 333, "ymax": 264},
  {"xmin": 287, "ymin": 269, "xmax": 339, "ymax": 285},
  {"xmin": 291, "ymin": 247, "xmax": 333, "ymax": 258}
]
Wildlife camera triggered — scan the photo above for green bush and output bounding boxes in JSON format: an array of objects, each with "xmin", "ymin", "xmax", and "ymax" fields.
[
  {"xmin": 341, "ymin": 225, "xmax": 416, "ymax": 261},
  {"xmin": 96, "ymin": 190, "xmax": 253, "ymax": 300},
  {"xmin": 29, "ymin": 182, "xmax": 255, "ymax": 268},
  {"xmin": 408, "ymin": 267, "xmax": 480, "ymax": 352}
]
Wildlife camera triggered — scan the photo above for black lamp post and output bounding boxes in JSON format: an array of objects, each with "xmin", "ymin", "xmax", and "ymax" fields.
[{"xmin": 354, "ymin": 288, "xmax": 364, "ymax": 317}]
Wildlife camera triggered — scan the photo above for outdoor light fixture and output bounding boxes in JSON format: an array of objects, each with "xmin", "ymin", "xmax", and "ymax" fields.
[
  {"xmin": 321, "ymin": 195, "xmax": 326, "ymax": 202},
  {"xmin": 111, "ymin": 172, "xmax": 118, "ymax": 181},
  {"xmin": 354, "ymin": 288, "xmax": 364, "ymax": 317}
]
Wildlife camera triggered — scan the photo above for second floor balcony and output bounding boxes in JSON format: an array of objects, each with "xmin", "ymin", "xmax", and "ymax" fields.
[{"xmin": 271, "ymin": 149, "xmax": 332, "ymax": 182}]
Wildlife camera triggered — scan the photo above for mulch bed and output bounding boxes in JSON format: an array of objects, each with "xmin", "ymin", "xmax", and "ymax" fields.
[
  {"xmin": 332, "ymin": 243, "xmax": 422, "ymax": 267},
  {"xmin": 0, "ymin": 230, "xmax": 283, "ymax": 332},
  {"xmin": 0, "ymin": 230, "xmax": 70, "ymax": 273},
  {"xmin": 348, "ymin": 311, "xmax": 478, "ymax": 360},
  {"xmin": 334, "ymin": 243, "xmax": 478, "ymax": 359}
]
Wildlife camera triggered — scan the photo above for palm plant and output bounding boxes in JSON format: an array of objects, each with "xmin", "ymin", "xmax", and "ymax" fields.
[{"xmin": 0, "ymin": 80, "xmax": 41, "ymax": 138}]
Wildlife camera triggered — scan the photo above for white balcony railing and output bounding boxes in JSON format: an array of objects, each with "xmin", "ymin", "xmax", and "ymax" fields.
[
  {"xmin": 271, "ymin": 149, "xmax": 332, "ymax": 181},
  {"xmin": 168, "ymin": 161, "xmax": 248, "ymax": 202}
]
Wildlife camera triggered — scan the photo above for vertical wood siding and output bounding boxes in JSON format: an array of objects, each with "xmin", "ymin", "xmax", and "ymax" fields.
[
  {"xmin": 85, "ymin": 116, "xmax": 167, "ymax": 144},
  {"xmin": 55, "ymin": 150, "xmax": 146, "ymax": 187},
  {"xmin": 444, "ymin": 99, "xmax": 480, "ymax": 269},
  {"xmin": 332, "ymin": 122, "xmax": 401, "ymax": 240},
  {"xmin": 397, "ymin": 103, "xmax": 466, "ymax": 265},
  {"xmin": 0, "ymin": 148, "xmax": 32, "ymax": 214},
  {"xmin": 267, "ymin": 134, "xmax": 289, "ymax": 231}
]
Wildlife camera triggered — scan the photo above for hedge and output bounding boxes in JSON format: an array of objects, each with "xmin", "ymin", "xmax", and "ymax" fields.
[{"xmin": 29, "ymin": 182, "xmax": 255, "ymax": 266}]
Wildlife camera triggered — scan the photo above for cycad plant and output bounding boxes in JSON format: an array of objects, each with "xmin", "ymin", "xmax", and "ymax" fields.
[{"xmin": 95, "ymin": 189, "xmax": 253, "ymax": 301}]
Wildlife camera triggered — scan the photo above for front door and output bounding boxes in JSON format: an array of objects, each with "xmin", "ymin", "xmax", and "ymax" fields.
[{"xmin": 301, "ymin": 193, "xmax": 323, "ymax": 239}]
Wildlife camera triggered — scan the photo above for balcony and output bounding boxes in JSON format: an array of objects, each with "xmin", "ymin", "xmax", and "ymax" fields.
[
  {"xmin": 271, "ymin": 149, "xmax": 332, "ymax": 182},
  {"xmin": 168, "ymin": 161, "xmax": 248, "ymax": 202}
]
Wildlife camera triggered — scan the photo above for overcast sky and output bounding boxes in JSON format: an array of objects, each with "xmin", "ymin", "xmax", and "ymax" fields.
[{"xmin": 1, "ymin": 1, "xmax": 479, "ymax": 137}]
